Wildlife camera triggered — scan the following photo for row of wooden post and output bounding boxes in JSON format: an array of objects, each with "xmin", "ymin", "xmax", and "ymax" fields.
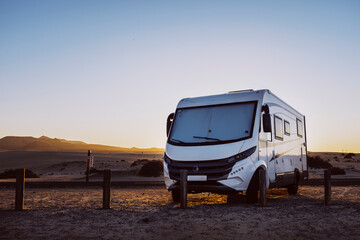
[
  {"xmin": 15, "ymin": 169, "xmax": 25, "ymax": 211},
  {"xmin": 259, "ymin": 168, "xmax": 267, "ymax": 207},
  {"xmin": 178, "ymin": 168, "xmax": 332, "ymax": 208},
  {"xmin": 324, "ymin": 169, "xmax": 331, "ymax": 206},
  {"xmin": 14, "ymin": 168, "xmax": 332, "ymax": 211},
  {"xmin": 14, "ymin": 168, "xmax": 112, "ymax": 211},
  {"xmin": 178, "ymin": 169, "xmax": 267, "ymax": 209}
]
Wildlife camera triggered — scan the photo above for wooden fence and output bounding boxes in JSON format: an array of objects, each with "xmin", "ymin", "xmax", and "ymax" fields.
[{"xmin": 12, "ymin": 168, "xmax": 335, "ymax": 210}]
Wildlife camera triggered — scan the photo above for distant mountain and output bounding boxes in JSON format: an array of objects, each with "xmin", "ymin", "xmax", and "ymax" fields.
[{"xmin": 0, "ymin": 136, "xmax": 164, "ymax": 153}]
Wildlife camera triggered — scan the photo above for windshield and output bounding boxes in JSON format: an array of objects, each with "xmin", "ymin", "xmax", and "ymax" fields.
[{"xmin": 168, "ymin": 101, "xmax": 257, "ymax": 146}]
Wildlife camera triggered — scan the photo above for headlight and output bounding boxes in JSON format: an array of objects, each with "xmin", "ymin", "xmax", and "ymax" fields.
[{"xmin": 228, "ymin": 146, "xmax": 257, "ymax": 163}]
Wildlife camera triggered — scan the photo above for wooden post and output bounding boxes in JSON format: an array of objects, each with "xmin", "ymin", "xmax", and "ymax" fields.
[
  {"xmin": 103, "ymin": 169, "xmax": 111, "ymax": 209},
  {"xmin": 15, "ymin": 168, "xmax": 25, "ymax": 211},
  {"xmin": 259, "ymin": 168, "xmax": 266, "ymax": 207},
  {"xmin": 180, "ymin": 170, "xmax": 188, "ymax": 209},
  {"xmin": 324, "ymin": 169, "xmax": 331, "ymax": 206},
  {"xmin": 86, "ymin": 150, "xmax": 91, "ymax": 183}
]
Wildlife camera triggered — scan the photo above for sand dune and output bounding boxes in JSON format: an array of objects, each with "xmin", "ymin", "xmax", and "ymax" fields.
[{"xmin": 0, "ymin": 136, "xmax": 164, "ymax": 153}]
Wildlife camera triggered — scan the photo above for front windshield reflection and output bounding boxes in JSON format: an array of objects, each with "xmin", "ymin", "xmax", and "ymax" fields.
[{"xmin": 169, "ymin": 101, "xmax": 257, "ymax": 145}]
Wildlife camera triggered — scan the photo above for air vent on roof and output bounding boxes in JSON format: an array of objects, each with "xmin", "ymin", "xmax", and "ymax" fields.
[{"xmin": 228, "ymin": 89, "xmax": 254, "ymax": 94}]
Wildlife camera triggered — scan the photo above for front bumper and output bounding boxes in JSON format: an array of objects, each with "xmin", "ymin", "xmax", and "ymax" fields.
[{"xmin": 164, "ymin": 158, "xmax": 254, "ymax": 193}]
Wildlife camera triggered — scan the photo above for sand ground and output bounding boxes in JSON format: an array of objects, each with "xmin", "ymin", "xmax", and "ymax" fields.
[
  {"xmin": 0, "ymin": 186, "xmax": 359, "ymax": 240},
  {"xmin": 0, "ymin": 151, "xmax": 164, "ymax": 182},
  {"xmin": 307, "ymin": 152, "xmax": 360, "ymax": 178},
  {"xmin": 1, "ymin": 151, "xmax": 359, "ymax": 182}
]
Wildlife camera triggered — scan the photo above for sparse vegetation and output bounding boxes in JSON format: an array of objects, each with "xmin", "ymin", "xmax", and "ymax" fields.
[
  {"xmin": 138, "ymin": 160, "xmax": 163, "ymax": 177},
  {"xmin": 308, "ymin": 155, "xmax": 346, "ymax": 174},
  {"xmin": 0, "ymin": 169, "xmax": 40, "ymax": 179},
  {"xmin": 344, "ymin": 153, "xmax": 355, "ymax": 159},
  {"xmin": 308, "ymin": 156, "xmax": 333, "ymax": 169},
  {"xmin": 329, "ymin": 167, "xmax": 346, "ymax": 175},
  {"xmin": 131, "ymin": 159, "xmax": 150, "ymax": 167}
]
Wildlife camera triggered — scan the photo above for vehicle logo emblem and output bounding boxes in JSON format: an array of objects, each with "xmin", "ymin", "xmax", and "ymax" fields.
[{"xmin": 193, "ymin": 165, "xmax": 199, "ymax": 172}]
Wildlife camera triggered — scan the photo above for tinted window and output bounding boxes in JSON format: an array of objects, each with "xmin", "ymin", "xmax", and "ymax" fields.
[{"xmin": 274, "ymin": 115, "xmax": 283, "ymax": 140}]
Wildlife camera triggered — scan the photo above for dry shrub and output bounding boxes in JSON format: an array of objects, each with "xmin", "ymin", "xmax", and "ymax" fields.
[
  {"xmin": 131, "ymin": 159, "xmax": 150, "ymax": 167},
  {"xmin": 0, "ymin": 169, "xmax": 40, "ymax": 179},
  {"xmin": 308, "ymin": 156, "xmax": 333, "ymax": 169},
  {"xmin": 138, "ymin": 160, "xmax": 163, "ymax": 177},
  {"xmin": 344, "ymin": 153, "xmax": 355, "ymax": 159}
]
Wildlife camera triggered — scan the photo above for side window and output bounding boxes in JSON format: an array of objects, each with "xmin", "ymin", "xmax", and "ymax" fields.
[
  {"xmin": 297, "ymin": 119, "xmax": 303, "ymax": 137},
  {"xmin": 274, "ymin": 115, "xmax": 284, "ymax": 141},
  {"xmin": 284, "ymin": 120, "xmax": 290, "ymax": 136}
]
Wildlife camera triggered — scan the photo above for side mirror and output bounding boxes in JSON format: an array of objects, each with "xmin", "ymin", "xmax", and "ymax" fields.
[
  {"xmin": 263, "ymin": 113, "xmax": 272, "ymax": 133},
  {"xmin": 166, "ymin": 113, "xmax": 174, "ymax": 136}
]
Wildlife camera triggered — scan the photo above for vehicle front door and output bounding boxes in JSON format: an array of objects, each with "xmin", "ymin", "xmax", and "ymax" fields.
[{"xmin": 259, "ymin": 116, "xmax": 275, "ymax": 182}]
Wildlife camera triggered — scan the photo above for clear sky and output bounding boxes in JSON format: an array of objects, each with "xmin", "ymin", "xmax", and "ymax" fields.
[{"xmin": 1, "ymin": 0, "xmax": 359, "ymax": 152}]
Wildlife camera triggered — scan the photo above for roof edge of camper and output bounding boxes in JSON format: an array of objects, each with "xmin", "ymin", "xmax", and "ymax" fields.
[{"xmin": 227, "ymin": 89, "xmax": 254, "ymax": 94}]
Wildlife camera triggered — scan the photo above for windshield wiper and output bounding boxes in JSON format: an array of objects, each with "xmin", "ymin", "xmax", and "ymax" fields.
[
  {"xmin": 171, "ymin": 138, "xmax": 187, "ymax": 144},
  {"xmin": 193, "ymin": 136, "xmax": 222, "ymax": 141}
]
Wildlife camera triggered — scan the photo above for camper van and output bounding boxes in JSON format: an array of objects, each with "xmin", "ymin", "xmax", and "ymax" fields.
[{"xmin": 164, "ymin": 89, "xmax": 308, "ymax": 203}]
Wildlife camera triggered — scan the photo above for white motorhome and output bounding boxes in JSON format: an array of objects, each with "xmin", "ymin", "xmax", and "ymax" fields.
[{"xmin": 164, "ymin": 89, "xmax": 308, "ymax": 203}]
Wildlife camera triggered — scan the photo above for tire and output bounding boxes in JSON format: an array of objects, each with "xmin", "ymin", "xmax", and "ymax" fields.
[
  {"xmin": 171, "ymin": 190, "xmax": 180, "ymax": 202},
  {"xmin": 287, "ymin": 171, "xmax": 299, "ymax": 195},
  {"xmin": 246, "ymin": 171, "xmax": 259, "ymax": 204}
]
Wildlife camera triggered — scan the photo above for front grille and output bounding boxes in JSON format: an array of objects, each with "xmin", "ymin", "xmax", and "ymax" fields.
[
  {"xmin": 165, "ymin": 146, "xmax": 256, "ymax": 181},
  {"xmin": 167, "ymin": 157, "xmax": 236, "ymax": 181}
]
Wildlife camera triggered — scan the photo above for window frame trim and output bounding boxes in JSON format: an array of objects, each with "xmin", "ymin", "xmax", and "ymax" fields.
[
  {"xmin": 274, "ymin": 115, "xmax": 284, "ymax": 141},
  {"xmin": 296, "ymin": 118, "xmax": 303, "ymax": 138},
  {"xmin": 284, "ymin": 120, "xmax": 290, "ymax": 136}
]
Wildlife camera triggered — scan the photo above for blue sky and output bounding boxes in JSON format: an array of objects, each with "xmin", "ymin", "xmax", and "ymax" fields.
[{"xmin": 1, "ymin": 0, "xmax": 359, "ymax": 151}]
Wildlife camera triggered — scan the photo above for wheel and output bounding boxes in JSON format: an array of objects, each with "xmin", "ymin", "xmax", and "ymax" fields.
[
  {"xmin": 171, "ymin": 190, "xmax": 180, "ymax": 202},
  {"xmin": 287, "ymin": 171, "xmax": 299, "ymax": 195},
  {"xmin": 246, "ymin": 171, "xmax": 259, "ymax": 204}
]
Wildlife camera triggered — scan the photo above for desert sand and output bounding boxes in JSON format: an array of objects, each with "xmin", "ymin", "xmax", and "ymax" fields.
[
  {"xmin": 0, "ymin": 151, "xmax": 164, "ymax": 182},
  {"xmin": 307, "ymin": 152, "xmax": 360, "ymax": 178},
  {"xmin": 0, "ymin": 151, "xmax": 359, "ymax": 239},
  {"xmin": 1, "ymin": 151, "xmax": 359, "ymax": 182},
  {"xmin": 0, "ymin": 186, "xmax": 360, "ymax": 240}
]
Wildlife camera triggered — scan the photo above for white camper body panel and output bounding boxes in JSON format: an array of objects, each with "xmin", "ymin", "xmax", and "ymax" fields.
[
  {"xmin": 259, "ymin": 91, "xmax": 307, "ymax": 188},
  {"xmin": 164, "ymin": 89, "xmax": 307, "ymax": 194}
]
